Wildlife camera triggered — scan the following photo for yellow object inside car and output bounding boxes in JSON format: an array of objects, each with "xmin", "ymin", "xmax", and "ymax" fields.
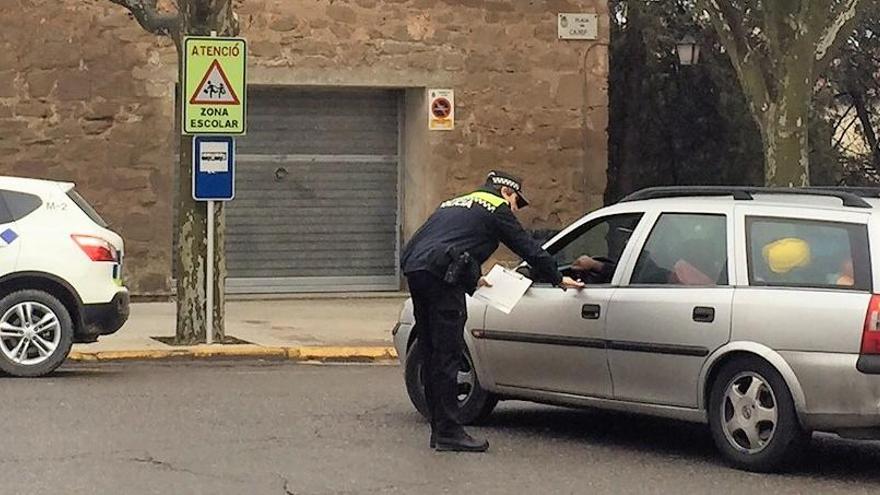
[{"xmin": 762, "ymin": 238, "xmax": 811, "ymax": 274}]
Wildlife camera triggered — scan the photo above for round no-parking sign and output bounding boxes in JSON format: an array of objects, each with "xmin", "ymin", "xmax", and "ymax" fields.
[{"xmin": 428, "ymin": 89, "xmax": 454, "ymax": 131}]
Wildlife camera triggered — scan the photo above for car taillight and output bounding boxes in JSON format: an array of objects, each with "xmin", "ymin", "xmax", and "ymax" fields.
[
  {"xmin": 71, "ymin": 235, "xmax": 118, "ymax": 262},
  {"xmin": 861, "ymin": 295, "xmax": 880, "ymax": 354}
]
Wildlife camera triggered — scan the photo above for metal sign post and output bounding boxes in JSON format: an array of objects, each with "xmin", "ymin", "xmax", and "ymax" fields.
[
  {"xmin": 193, "ymin": 136, "xmax": 235, "ymax": 344},
  {"xmin": 206, "ymin": 199, "xmax": 214, "ymax": 344}
]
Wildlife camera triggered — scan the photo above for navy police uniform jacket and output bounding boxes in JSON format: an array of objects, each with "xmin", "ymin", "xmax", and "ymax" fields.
[{"xmin": 401, "ymin": 187, "xmax": 563, "ymax": 287}]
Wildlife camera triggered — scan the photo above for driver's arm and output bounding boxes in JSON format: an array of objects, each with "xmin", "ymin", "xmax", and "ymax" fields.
[{"xmin": 572, "ymin": 255, "xmax": 616, "ymax": 282}]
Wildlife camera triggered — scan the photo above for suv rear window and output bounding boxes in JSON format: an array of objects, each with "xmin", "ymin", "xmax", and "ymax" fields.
[
  {"xmin": 746, "ymin": 217, "xmax": 871, "ymax": 291},
  {"xmin": 1, "ymin": 190, "xmax": 42, "ymax": 221},
  {"xmin": 67, "ymin": 189, "xmax": 108, "ymax": 228}
]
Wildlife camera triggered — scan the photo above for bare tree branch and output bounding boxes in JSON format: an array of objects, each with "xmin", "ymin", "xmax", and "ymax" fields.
[
  {"xmin": 851, "ymin": 89, "xmax": 880, "ymax": 168},
  {"xmin": 833, "ymin": 114, "xmax": 861, "ymax": 149},
  {"xmin": 815, "ymin": 0, "xmax": 861, "ymax": 68},
  {"xmin": 803, "ymin": 0, "xmax": 836, "ymax": 21},
  {"xmin": 700, "ymin": 0, "xmax": 771, "ymax": 119},
  {"xmin": 832, "ymin": 102, "xmax": 855, "ymax": 136},
  {"xmin": 107, "ymin": 0, "xmax": 179, "ymax": 38}
]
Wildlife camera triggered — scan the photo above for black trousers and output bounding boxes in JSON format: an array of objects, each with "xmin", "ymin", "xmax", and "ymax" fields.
[{"xmin": 406, "ymin": 270, "xmax": 467, "ymax": 435}]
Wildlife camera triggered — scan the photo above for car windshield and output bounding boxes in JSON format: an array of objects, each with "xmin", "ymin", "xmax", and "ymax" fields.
[{"xmin": 67, "ymin": 189, "xmax": 108, "ymax": 228}]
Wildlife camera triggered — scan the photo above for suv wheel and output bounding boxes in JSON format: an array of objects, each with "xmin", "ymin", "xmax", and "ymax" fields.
[
  {"xmin": 404, "ymin": 338, "xmax": 498, "ymax": 425},
  {"xmin": 708, "ymin": 356, "xmax": 811, "ymax": 472},
  {"xmin": 0, "ymin": 290, "xmax": 73, "ymax": 377}
]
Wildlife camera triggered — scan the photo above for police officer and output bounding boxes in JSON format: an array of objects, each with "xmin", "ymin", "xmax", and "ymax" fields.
[{"xmin": 401, "ymin": 171, "xmax": 585, "ymax": 452}]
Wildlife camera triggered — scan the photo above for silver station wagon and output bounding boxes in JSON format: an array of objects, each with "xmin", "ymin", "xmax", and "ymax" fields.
[{"xmin": 393, "ymin": 187, "xmax": 880, "ymax": 472}]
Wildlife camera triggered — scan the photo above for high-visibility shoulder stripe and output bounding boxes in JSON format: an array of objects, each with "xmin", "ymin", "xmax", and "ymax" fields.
[
  {"xmin": 439, "ymin": 190, "xmax": 508, "ymax": 212},
  {"xmin": 468, "ymin": 191, "xmax": 508, "ymax": 207}
]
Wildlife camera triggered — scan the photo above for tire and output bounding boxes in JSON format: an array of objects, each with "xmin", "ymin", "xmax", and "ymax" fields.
[
  {"xmin": 0, "ymin": 290, "xmax": 74, "ymax": 377},
  {"xmin": 708, "ymin": 356, "xmax": 811, "ymax": 472},
  {"xmin": 404, "ymin": 338, "xmax": 498, "ymax": 425},
  {"xmin": 404, "ymin": 340, "xmax": 430, "ymax": 419}
]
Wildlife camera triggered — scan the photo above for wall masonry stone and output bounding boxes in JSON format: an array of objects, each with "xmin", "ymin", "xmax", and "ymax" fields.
[{"xmin": 0, "ymin": 0, "xmax": 609, "ymax": 295}]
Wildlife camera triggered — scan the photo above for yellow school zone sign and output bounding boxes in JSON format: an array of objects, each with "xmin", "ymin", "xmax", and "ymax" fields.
[{"xmin": 183, "ymin": 37, "xmax": 247, "ymax": 135}]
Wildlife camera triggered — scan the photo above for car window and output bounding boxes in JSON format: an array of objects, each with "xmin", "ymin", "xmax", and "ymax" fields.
[
  {"xmin": 0, "ymin": 193, "xmax": 14, "ymax": 224},
  {"xmin": 1, "ymin": 190, "xmax": 42, "ymax": 221},
  {"xmin": 547, "ymin": 213, "xmax": 643, "ymax": 281},
  {"xmin": 631, "ymin": 213, "xmax": 728, "ymax": 286},
  {"xmin": 747, "ymin": 217, "xmax": 871, "ymax": 291},
  {"xmin": 68, "ymin": 189, "xmax": 108, "ymax": 228}
]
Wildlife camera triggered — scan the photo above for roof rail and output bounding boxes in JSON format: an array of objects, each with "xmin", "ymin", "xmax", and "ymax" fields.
[
  {"xmin": 802, "ymin": 186, "xmax": 880, "ymax": 198},
  {"xmin": 619, "ymin": 186, "xmax": 873, "ymax": 209}
]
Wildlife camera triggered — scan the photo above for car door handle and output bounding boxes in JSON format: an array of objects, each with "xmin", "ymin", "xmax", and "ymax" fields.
[
  {"xmin": 582, "ymin": 304, "xmax": 601, "ymax": 320},
  {"xmin": 693, "ymin": 306, "xmax": 715, "ymax": 323}
]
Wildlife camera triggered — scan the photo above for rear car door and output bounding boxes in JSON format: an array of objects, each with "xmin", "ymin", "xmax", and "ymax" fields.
[
  {"xmin": 731, "ymin": 205, "xmax": 872, "ymax": 370},
  {"xmin": 474, "ymin": 212, "xmax": 644, "ymax": 398},
  {"xmin": 606, "ymin": 206, "xmax": 735, "ymax": 407}
]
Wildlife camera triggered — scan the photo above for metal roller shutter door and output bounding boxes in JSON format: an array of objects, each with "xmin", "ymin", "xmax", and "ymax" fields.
[{"xmin": 226, "ymin": 88, "xmax": 401, "ymax": 293}]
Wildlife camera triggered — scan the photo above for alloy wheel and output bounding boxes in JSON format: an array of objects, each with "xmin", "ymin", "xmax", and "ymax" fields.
[
  {"xmin": 721, "ymin": 371, "xmax": 778, "ymax": 454},
  {"xmin": 0, "ymin": 302, "xmax": 62, "ymax": 366},
  {"xmin": 456, "ymin": 351, "xmax": 477, "ymax": 405}
]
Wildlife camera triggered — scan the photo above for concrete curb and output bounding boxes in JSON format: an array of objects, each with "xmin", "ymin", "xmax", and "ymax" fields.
[{"xmin": 68, "ymin": 345, "xmax": 398, "ymax": 363}]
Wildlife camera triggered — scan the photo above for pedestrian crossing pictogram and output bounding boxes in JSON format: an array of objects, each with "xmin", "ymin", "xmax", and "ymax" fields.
[{"xmin": 190, "ymin": 59, "xmax": 240, "ymax": 105}]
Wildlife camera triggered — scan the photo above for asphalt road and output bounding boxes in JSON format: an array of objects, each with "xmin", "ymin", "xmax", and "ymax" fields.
[{"xmin": 3, "ymin": 361, "xmax": 880, "ymax": 495}]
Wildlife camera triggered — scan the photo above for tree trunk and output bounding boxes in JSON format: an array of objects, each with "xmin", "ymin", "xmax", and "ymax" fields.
[
  {"xmin": 175, "ymin": 131, "xmax": 207, "ymax": 344},
  {"xmin": 761, "ymin": 105, "xmax": 810, "ymax": 187},
  {"xmin": 173, "ymin": 140, "xmax": 226, "ymax": 345},
  {"xmin": 761, "ymin": 74, "xmax": 812, "ymax": 187},
  {"xmin": 174, "ymin": 0, "xmax": 237, "ymax": 344}
]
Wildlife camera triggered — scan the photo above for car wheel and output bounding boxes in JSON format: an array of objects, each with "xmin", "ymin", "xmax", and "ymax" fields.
[
  {"xmin": 708, "ymin": 356, "xmax": 811, "ymax": 472},
  {"xmin": 404, "ymin": 338, "xmax": 498, "ymax": 425},
  {"xmin": 0, "ymin": 290, "xmax": 74, "ymax": 377},
  {"xmin": 404, "ymin": 340, "xmax": 430, "ymax": 419}
]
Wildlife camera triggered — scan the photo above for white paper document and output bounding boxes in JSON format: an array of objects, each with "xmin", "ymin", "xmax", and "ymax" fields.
[{"xmin": 472, "ymin": 264, "xmax": 533, "ymax": 314}]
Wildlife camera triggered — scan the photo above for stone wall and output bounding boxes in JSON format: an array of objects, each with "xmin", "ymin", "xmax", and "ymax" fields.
[{"xmin": 0, "ymin": 0, "xmax": 609, "ymax": 295}]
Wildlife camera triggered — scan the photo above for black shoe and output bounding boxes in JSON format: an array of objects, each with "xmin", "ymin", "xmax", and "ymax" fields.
[{"xmin": 434, "ymin": 431, "xmax": 489, "ymax": 453}]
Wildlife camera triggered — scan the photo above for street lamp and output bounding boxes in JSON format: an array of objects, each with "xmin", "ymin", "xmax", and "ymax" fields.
[{"xmin": 676, "ymin": 34, "xmax": 701, "ymax": 66}]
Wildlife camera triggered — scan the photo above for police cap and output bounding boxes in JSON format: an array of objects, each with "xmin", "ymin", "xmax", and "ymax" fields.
[{"xmin": 486, "ymin": 170, "xmax": 529, "ymax": 209}]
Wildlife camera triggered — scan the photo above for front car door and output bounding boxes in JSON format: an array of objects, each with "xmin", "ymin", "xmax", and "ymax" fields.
[
  {"xmin": 606, "ymin": 205, "xmax": 735, "ymax": 407},
  {"xmin": 473, "ymin": 211, "xmax": 644, "ymax": 398}
]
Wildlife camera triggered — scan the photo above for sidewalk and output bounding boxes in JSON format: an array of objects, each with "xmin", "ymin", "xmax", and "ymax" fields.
[{"xmin": 69, "ymin": 295, "xmax": 408, "ymax": 362}]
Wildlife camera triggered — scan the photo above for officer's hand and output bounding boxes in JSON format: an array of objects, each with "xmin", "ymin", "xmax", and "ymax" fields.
[
  {"xmin": 560, "ymin": 276, "xmax": 586, "ymax": 290},
  {"xmin": 478, "ymin": 277, "xmax": 493, "ymax": 288}
]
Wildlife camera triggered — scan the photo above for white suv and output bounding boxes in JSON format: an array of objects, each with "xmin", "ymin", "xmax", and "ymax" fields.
[{"xmin": 0, "ymin": 176, "xmax": 129, "ymax": 377}]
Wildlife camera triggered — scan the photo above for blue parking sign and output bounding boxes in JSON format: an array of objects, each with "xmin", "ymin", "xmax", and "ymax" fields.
[{"xmin": 193, "ymin": 136, "xmax": 235, "ymax": 201}]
